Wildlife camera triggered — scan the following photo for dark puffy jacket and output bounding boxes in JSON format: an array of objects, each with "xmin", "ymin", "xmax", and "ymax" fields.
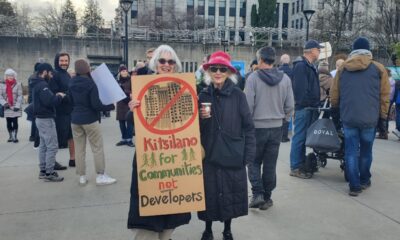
[
  {"xmin": 49, "ymin": 53, "xmax": 73, "ymax": 115},
  {"xmin": 31, "ymin": 76, "xmax": 63, "ymax": 118},
  {"xmin": 197, "ymin": 79, "xmax": 256, "ymax": 221},
  {"xmin": 69, "ymin": 75, "xmax": 114, "ymax": 125},
  {"xmin": 279, "ymin": 64, "xmax": 293, "ymax": 80},
  {"xmin": 292, "ymin": 57, "xmax": 320, "ymax": 110}
]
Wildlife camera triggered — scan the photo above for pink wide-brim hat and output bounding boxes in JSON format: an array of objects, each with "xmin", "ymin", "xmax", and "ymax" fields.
[{"xmin": 203, "ymin": 51, "xmax": 237, "ymax": 73}]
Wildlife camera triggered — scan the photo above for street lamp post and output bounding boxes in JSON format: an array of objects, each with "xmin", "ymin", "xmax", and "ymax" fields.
[
  {"xmin": 120, "ymin": 0, "xmax": 133, "ymax": 67},
  {"xmin": 303, "ymin": 9, "xmax": 315, "ymax": 41}
]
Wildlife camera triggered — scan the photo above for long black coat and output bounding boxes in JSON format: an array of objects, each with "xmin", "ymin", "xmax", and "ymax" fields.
[
  {"xmin": 198, "ymin": 79, "xmax": 256, "ymax": 222},
  {"xmin": 127, "ymin": 154, "xmax": 191, "ymax": 232}
]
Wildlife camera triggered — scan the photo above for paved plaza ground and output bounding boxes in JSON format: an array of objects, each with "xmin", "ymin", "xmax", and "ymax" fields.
[{"xmin": 1, "ymin": 114, "xmax": 400, "ymax": 240}]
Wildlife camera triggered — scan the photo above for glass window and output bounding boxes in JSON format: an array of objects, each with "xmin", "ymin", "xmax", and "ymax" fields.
[
  {"xmin": 301, "ymin": 0, "xmax": 304, "ymax": 11},
  {"xmin": 156, "ymin": 0, "xmax": 162, "ymax": 16},
  {"xmin": 131, "ymin": 0, "xmax": 138, "ymax": 18},
  {"xmin": 198, "ymin": 0, "xmax": 205, "ymax": 15},
  {"xmin": 187, "ymin": 0, "xmax": 194, "ymax": 6},
  {"xmin": 209, "ymin": 0, "xmax": 215, "ymax": 15},
  {"xmin": 219, "ymin": 0, "xmax": 226, "ymax": 7},
  {"xmin": 291, "ymin": 20, "xmax": 294, "ymax": 28},
  {"xmin": 318, "ymin": 0, "xmax": 324, "ymax": 10},
  {"xmin": 208, "ymin": 15, "xmax": 215, "ymax": 27},
  {"xmin": 295, "ymin": 19, "xmax": 299, "ymax": 29},
  {"xmin": 300, "ymin": 18, "xmax": 303, "ymax": 29},
  {"xmin": 156, "ymin": 0, "xmax": 162, "ymax": 7},
  {"xmin": 239, "ymin": 0, "xmax": 246, "ymax": 17},
  {"xmin": 296, "ymin": 0, "xmax": 299, "ymax": 13},
  {"xmin": 292, "ymin": 2, "xmax": 295, "ymax": 14},
  {"xmin": 209, "ymin": 0, "xmax": 215, "ymax": 7},
  {"xmin": 282, "ymin": 3, "xmax": 289, "ymax": 28},
  {"xmin": 218, "ymin": 16, "xmax": 225, "ymax": 26}
]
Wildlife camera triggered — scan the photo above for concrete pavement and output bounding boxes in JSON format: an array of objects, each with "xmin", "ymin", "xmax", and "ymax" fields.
[{"xmin": 0, "ymin": 114, "xmax": 399, "ymax": 240}]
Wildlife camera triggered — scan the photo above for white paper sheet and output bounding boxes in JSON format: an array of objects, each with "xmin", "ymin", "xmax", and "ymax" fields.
[{"xmin": 91, "ymin": 63, "xmax": 127, "ymax": 105}]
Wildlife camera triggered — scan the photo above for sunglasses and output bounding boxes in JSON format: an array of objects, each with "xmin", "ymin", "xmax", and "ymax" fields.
[
  {"xmin": 158, "ymin": 58, "xmax": 176, "ymax": 65},
  {"xmin": 209, "ymin": 66, "xmax": 229, "ymax": 73}
]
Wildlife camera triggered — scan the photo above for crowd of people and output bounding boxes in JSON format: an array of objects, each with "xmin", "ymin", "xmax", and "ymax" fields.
[{"xmin": 0, "ymin": 36, "xmax": 400, "ymax": 240}]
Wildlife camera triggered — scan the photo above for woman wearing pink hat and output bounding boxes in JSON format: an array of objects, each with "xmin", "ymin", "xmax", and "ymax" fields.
[{"xmin": 198, "ymin": 51, "xmax": 256, "ymax": 240}]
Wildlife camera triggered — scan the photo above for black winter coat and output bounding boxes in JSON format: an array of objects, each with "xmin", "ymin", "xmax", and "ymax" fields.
[
  {"xmin": 49, "ymin": 53, "xmax": 73, "ymax": 115},
  {"xmin": 69, "ymin": 75, "xmax": 114, "ymax": 125},
  {"xmin": 198, "ymin": 79, "xmax": 256, "ymax": 222},
  {"xmin": 127, "ymin": 154, "xmax": 191, "ymax": 232},
  {"xmin": 31, "ymin": 76, "xmax": 63, "ymax": 118}
]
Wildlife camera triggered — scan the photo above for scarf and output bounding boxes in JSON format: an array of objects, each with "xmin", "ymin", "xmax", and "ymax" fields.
[
  {"xmin": 5, "ymin": 78, "xmax": 16, "ymax": 106},
  {"xmin": 349, "ymin": 49, "xmax": 373, "ymax": 58}
]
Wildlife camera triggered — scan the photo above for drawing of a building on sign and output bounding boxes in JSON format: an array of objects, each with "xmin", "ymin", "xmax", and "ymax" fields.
[{"xmin": 144, "ymin": 82, "xmax": 194, "ymax": 129}]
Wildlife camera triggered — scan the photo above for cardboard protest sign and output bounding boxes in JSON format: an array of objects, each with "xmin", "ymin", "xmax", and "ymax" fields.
[
  {"xmin": 319, "ymin": 42, "xmax": 332, "ymax": 60},
  {"xmin": 131, "ymin": 73, "xmax": 205, "ymax": 216}
]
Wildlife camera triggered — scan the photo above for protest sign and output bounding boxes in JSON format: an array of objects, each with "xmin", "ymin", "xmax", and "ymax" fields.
[
  {"xmin": 319, "ymin": 42, "xmax": 332, "ymax": 60},
  {"xmin": 91, "ymin": 63, "xmax": 127, "ymax": 105},
  {"xmin": 132, "ymin": 73, "xmax": 205, "ymax": 216}
]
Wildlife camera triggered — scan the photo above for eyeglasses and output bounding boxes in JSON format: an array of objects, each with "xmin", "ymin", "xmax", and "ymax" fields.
[
  {"xmin": 158, "ymin": 58, "xmax": 176, "ymax": 65},
  {"xmin": 209, "ymin": 66, "xmax": 229, "ymax": 73}
]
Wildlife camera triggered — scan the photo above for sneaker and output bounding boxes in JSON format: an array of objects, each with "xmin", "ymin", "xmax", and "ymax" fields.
[
  {"xmin": 259, "ymin": 198, "xmax": 273, "ymax": 210},
  {"xmin": 126, "ymin": 141, "xmax": 135, "ymax": 147},
  {"xmin": 249, "ymin": 194, "xmax": 265, "ymax": 208},
  {"xmin": 79, "ymin": 175, "xmax": 88, "ymax": 186},
  {"xmin": 201, "ymin": 231, "xmax": 214, "ymax": 240},
  {"xmin": 392, "ymin": 130, "xmax": 400, "ymax": 139},
  {"xmin": 44, "ymin": 172, "xmax": 64, "ymax": 182},
  {"xmin": 289, "ymin": 169, "xmax": 312, "ymax": 179},
  {"xmin": 361, "ymin": 182, "xmax": 371, "ymax": 190},
  {"xmin": 54, "ymin": 161, "xmax": 67, "ymax": 171},
  {"xmin": 96, "ymin": 174, "xmax": 117, "ymax": 186},
  {"xmin": 349, "ymin": 189, "xmax": 362, "ymax": 197},
  {"xmin": 116, "ymin": 140, "xmax": 126, "ymax": 146},
  {"xmin": 38, "ymin": 171, "xmax": 46, "ymax": 179},
  {"xmin": 69, "ymin": 160, "xmax": 76, "ymax": 167},
  {"xmin": 222, "ymin": 231, "xmax": 234, "ymax": 240}
]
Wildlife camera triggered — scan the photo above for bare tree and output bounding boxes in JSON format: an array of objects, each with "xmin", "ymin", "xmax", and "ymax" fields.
[
  {"xmin": 35, "ymin": 5, "xmax": 63, "ymax": 37},
  {"xmin": 370, "ymin": 0, "xmax": 400, "ymax": 58}
]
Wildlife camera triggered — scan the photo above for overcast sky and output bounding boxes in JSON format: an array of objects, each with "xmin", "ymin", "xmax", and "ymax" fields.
[{"xmin": 10, "ymin": 0, "xmax": 118, "ymax": 22}]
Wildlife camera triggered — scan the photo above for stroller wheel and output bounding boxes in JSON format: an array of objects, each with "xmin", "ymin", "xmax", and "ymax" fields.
[
  {"xmin": 319, "ymin": 157, "xmax": 327, "ymax": 168},
  {"xmin": 306, "ymin": 153, "xmax": 318, "ymax": 173}
]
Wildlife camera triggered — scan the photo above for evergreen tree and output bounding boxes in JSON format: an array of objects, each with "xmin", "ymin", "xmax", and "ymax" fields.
[
  {"xmin": 61, "ymin": 0, "xmax": 78, "ymax": 36},
  {"xmin": 82, "ymin": 0, "xmax": 104, "ymax": 35},
  {"xmin": 250, "ymin": 4, "xmax": 258, "ymax": 27},
  {"xmin": 0, "ymin": 0, "xmax": 14, "ymax": 16},
  {"xmin": 257, "ymin": 0, "xmax": 277, "ymax": 27}
]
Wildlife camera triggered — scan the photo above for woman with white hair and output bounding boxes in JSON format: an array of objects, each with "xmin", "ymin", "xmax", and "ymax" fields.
[
  {"xmin": 127, "ymin": 45, "xmax": 190, "ymax": 240},
  {"xmin": 198, "ymin": 51, "xmax": 256, "ymax": 240},
  {"xmin": 0, "ymin": 69, "xmax": 23, "ymax": 143}
]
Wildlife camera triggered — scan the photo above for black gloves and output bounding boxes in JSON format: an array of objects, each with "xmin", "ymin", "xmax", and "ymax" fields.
[
  {"xmin": 377, "ymin": 118, "xmax": 388, "ymax": 133},
  {"xmin": 13, "ymin": 108, "xmax": 20, "ymax": 112},
  {"xmin": 331, "ymin": 107, "xmax": 341, "ymax": 130}
]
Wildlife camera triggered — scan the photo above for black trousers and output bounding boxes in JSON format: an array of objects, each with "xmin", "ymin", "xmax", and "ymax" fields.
[{"xmin": 6, "ymin": 117, "xmax": 18, "ymax": 131}]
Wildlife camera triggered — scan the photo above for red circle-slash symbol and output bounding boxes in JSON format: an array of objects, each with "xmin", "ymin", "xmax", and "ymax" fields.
[{"xmin": 136, "ymin": 77, "xmax": 198, "ymax": 135}]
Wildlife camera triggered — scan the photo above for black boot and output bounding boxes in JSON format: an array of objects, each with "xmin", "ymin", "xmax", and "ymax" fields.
[
  {"xmin": 12, "ymin": 130, "xmax": 19, "ymax": 143},
  {"xmin": 7, "ymin": 130, "xmax": 13, "ymax": 142},
  {"xmin": 54, "ymin": 161, "xmax": 67, "ymax": 171}
]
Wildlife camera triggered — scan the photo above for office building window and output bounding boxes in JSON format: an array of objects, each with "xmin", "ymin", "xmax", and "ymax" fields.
[
  {"xmin": 208, "ymin": 15, "xmax": 215, "ymax": 27},
  {"xmin": 291, "ymin": 20, "xmax": 294, "ymax": 28},
  {"xmin": 156, "ymin": 0, "xmax": 162, "ymax": 16},
  {"xmin": 296, "ymin": 0, "xmax": 299, "ymax": 13},
  {"xmin": 229, "ymin": 0, "xmax": 236, "ymax": 16},
  {"xmin": 198, "ymin": 0, "xmax": 205, "ymax": 15},
  {"xmin": 209, "ymin": 0, "xmax": 215, "ymax": 15},
  {"xmin": 300, "ymin": 18, "xmax": 303, "ymax": 29},
  {"xmin": 292, "ymin": 2, "xmax": 295, "ymax": 14},
  {"xmin": 239, "ymin": 0, "xmax": 246, "ymax": 17},
  {"xmin": 318, "ymin": 0, "xmax": 324, "ymax": 10},
  {"xmin": 218, "ymin": 15, "xmax": 225, "ymax": 26},
  {"xmin": 295, "ymin": 19, "xmax": 299, "ymax": 29},
  {"xmin": 301, "ymin": 0, "xmax": 304, "ymax": 11},
  {"xmin": 131, "ymin": 0, "xmax": 138, "ymax": 18},
  {"xmin": 219, "ymin": 0, "xmax": 226, "ymax": 16},
  {"xmin": 282, "ymin": 3, "xmax": 289, "ymax": 28}
]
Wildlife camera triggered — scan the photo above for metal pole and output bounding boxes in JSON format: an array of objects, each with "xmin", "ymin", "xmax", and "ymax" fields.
[
  {"xmin": 306, "ymin": 21, "xmax": 310, "ymax": 41},
  {"xmin": 125, "ymin": 12, "xmax": 129, "ymax": 67}
]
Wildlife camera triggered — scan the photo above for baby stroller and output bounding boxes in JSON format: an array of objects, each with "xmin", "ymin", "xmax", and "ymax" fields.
[{"xmin": 304, "ymin": 99, "xmax": 348, "ymax": 181}]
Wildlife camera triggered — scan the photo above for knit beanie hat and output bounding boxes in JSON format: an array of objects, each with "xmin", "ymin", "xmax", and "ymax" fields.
[
  {"xmin": 5, "ymin": 68, "xmax": 17, "ymax": 78},
  {"xmin": 75, "ymin": 59, "xmax": 91, "ymax": 75},
  {"xmin": 119, "ymin": 65, "xmax": 128, "ymax": 72},
  {"xmin": 352, "ymin": 37, "xmax": 370, "ymax": 51}
]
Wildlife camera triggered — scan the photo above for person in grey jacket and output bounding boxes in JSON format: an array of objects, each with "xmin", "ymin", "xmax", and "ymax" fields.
[{"xmin": 245, "ymin": 47, "xmax": 294, "ymax": 210}]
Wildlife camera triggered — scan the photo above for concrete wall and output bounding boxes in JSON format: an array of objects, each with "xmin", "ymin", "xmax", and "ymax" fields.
[{"xmin": 0, "ymin": 36, "xmax": 306, "ymax": 85}]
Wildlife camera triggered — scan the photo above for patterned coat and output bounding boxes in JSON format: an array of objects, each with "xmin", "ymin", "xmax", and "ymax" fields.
[{"xmin": 0, "ymin": 80, "xmax": 23, "ymax": 118}]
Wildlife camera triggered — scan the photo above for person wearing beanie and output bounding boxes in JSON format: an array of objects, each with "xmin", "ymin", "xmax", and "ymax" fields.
[
  {"xmin": 115, "ymin": 65, "xmax": 134, "ymax": 147},
  {"xmin": 69, "ymin": 59, "xmax": 116, "ymax": 186},
  {"xmin": 289, "ymin": 39, "xmax": 323, "ymax": 179},
  {"xmin": 49, "ymin": 52, "xmax": 75, "ymax": 169},
  {"xmin": 0, "ymin": 69, "xmax": 23, "ymax": 143},
  {"xmin": 331, "ymin": 37, "xmax": 390, "ymax": 196},
  {"xmin": 245, "ymin": 47, "xmax": 294, "ymax": 211},
  {"xmin": 31, "ymin": 63, "xmax": 66, "ymax": 182}
]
